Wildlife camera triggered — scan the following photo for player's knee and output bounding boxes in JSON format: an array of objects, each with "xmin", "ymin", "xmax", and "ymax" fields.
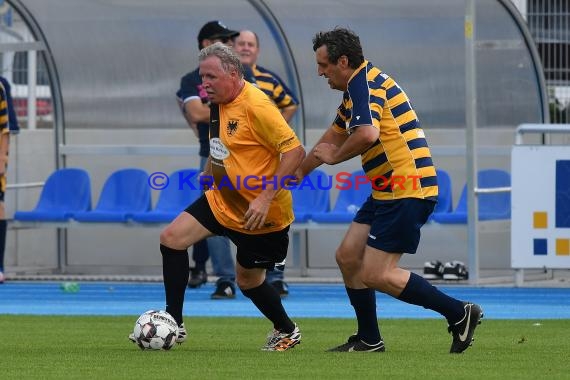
[
  {"xmin": 335, "ymin": 246, "xmax": 358, "ymax": 270},
  {"xmin": 160, "ymin": 225, "xmax": 184, "ymax": 249},
  {"xmin": 236, "ymin": 271, "xmax": 263, "ymax": 290},
  {"xmin": 236, "ymin": 277, "xmax": 251, "ymax": 290}
]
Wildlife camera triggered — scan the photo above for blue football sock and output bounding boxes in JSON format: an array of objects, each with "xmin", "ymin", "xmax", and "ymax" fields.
[
  {"xmin": 398, "ymin": 272, "xmax": 465, "ymax": 324},
  {"xmin": 346, "ymin": 287, "xmax": 381, "ymax": 344}
]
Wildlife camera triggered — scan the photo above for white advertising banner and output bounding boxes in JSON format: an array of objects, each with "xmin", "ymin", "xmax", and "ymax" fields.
[{"xmin": 511, "ymin": 145, "xmax": 570, "ymax": 268}]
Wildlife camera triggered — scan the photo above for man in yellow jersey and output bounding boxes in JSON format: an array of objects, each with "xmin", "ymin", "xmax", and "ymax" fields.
[
  {"xmin": 296, "ymin": 28, "xmax": 482, "ymax": 353},
  {"xmin": 176, "ymin": 20, "xmax": 238, "ymax": 297},
  {"xmin": 233, "ymin": 29, "xmax": 300, "ymax": 296},
  {"xmin": 160, "ymin": 43, "xmax": 305, "ymax": 351}
]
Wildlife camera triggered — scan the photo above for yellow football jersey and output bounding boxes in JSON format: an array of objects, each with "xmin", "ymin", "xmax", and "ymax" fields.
[
  {"xmin": 205, "ymin": 82, "xmax": 301, "ymax": 234},
  {"xmin": 0, "ymin": 82, "xmax": 8, "ymax": 134},
  {"xmin": 333, "ymin": 60, "xmax": 438, "ymax": 201}
]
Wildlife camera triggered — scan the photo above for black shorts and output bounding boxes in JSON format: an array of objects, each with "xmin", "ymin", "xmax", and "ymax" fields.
[
  {"xmin": 185, "ymin": 194, "xmax": 290, "ymax": 270},
  {"xmin": 354, "ymin": 196, "xmax": 435, "ymax": 254}
]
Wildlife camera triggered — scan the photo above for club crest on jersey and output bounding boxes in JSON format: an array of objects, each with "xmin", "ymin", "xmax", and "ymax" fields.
[{"xmin": 227, "ymin": 120, "xmax": 238, "ymax": 136}]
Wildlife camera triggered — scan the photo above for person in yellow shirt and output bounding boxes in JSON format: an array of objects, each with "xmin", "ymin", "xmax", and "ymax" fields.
[
  {"xmin": 159, "ymin": 42, "xmax": 305, "ymax": 351},
  {"xmin": 233, "ymin": 29, "xmax": 300, "ymax": 296},
  {"xmin": 176, "ymin": 20, "xmax": 239, "ymax": 298}
]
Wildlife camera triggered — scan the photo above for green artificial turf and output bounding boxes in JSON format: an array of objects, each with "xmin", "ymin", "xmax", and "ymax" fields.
[{"xmin": 1, "ymin": 316, "xmax": 568, "ymax": 380}]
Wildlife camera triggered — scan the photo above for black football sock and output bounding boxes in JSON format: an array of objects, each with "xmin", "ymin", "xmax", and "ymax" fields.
[
  {"xmin": 346, "ymin": 287, "xmax": 381, "ymax": 344},
  {"xmin": 241, "ymin": 281, "xmax": 295, "ymax": 333},
  {"xmin": 0, "ymin": 220, "xmax": 6, "ymax": 272},
  {"xmin": 161, "ymin": 244, "xmax": 189, "ymax": 325}
]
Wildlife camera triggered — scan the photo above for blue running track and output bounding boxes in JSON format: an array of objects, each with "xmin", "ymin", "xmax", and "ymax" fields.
[{"xmin": 1, "ymin": 282, "xmax": 569, "ymax": 319}]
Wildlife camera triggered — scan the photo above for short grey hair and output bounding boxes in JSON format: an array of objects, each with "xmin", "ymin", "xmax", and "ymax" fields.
[{"xmin": 199, "ymin": 42, "xmax": 244, "ymax": 78}]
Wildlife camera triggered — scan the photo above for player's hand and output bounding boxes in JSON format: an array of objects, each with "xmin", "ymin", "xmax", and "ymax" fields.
[
  {"xmin": 313, "ymin": 143, "xmax": 338, "ymax": 164},
  {"xmin": 244, "ymin": 194, "xmax": 271, "ymax": 230},
  {"xmin": 287, "ymin": 168, "xmax": 305, "ymax": 187}
]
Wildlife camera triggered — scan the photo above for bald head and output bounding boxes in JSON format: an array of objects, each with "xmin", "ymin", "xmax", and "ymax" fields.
[{"xmin": 234, "ymin": 29, "xmax": 260, "ymax": 67}]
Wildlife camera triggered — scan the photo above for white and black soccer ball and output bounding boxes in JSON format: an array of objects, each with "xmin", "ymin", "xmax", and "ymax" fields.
[{"xmin": 133, "ymin": 310, "xmax": 179, "ymax": 350}]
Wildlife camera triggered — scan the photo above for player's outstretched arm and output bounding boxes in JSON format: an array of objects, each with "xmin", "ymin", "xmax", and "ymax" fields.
[
  {"xmin": 297, "ymin": 126, "xmax": 348, "ymax": 179},
  {"xmin": 314, "ymin": 124, "xmax": 378, "ymax": 165}
]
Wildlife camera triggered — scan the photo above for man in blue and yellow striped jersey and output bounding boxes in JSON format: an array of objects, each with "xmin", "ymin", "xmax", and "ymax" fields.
[
  {"xmin": 0, "ymin": 76, "xmax": 19, "ymax": 284},
  {"xmin": 296, "ymin": 27, "xmax": 483, "ymax": 354}
]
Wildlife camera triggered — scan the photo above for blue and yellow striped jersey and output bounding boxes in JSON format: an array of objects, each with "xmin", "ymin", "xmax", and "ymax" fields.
[
  {"xmin": 0, "ymin": 82, "xmax": 8, "ymax": 194},
  {"xmin": 0, "ymin": 82, "xmax": 8, "ymax": 134},
  {"xmin": 332, "ymin": 60, "xmax": 438, "ymax": 201},
  {"xmin": 251, "ymin": 64, "xmax": 298, "ymax": 109}
]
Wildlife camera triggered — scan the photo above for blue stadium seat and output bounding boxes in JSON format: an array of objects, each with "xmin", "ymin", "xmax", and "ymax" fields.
[
  {"xmin": 14, "ymin": 168, "xmax": 92, "ymax": 221},
  {"xmin": 428, "ymin": 169, "xmax": 453, "ymax": 221},
  {"xmin": 131, "ymin": 168, "xmax": 201, "ymax": 223},
  {"xmin": 431, "ymin": 169, "xmax": 511, "ymax": 224},
  {"xmin": 73, "ymin": 168, "xmax": 151, "ymax": 222},
  {"xmin": 311, "ymin": 170, "xmax": 371, "ymax": 223},
  {"xmin": 291, "ymin": 169, "xmax": 330, "ymax": 222}
]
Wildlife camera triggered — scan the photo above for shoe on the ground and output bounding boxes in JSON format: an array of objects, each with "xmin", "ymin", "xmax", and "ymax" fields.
[
  {"xmin": 448, "ymin": 302, "xmax": 483, "ymax": 353},
  {"xmin": 443, "ymin": 261, "xmax": 469, "ymax": 280},
  {"xmin": 327, "ymin": 334, "xmax": 385, "ymax": 352},
  {"xmin": 175, "ymin": 323, "xmax": 187, "ymax": 343},
  {"xmin": 423, "ymin": 260, "xmax": 444, "ymax": 280},
  {"xmin": 128, "ymin": 322, "xmax": 187, "ymax": 344},
  {"xmin": 270, "ymin": 280, "xmax": 289, "ymax": 298},
  {"xmin": 262, "ymin": 323, "xmax": 301, "ymax": 351},
  {"xmin": 210, "ymin": 281, "xmax": 236, "ymax": 299},
  {"xmin": 0, "ymin": 271, "xmax": 4, "ymax": 284},
  {"xmin": 187, "ymin": 268, "xmax": 208, "ymax": 288}
]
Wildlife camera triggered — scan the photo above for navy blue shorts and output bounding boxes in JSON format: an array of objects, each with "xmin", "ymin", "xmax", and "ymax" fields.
[
  {"xmin": 185, "ymin": 194, "xmax": 289, "ymax": 270},
  {"xmin": 353, "ymin": 197, "xmax": 435, "ymax": 254}
]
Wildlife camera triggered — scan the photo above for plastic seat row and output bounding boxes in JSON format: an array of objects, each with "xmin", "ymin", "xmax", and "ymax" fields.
[
  {"xmin": 292, "ymin": 169, "xmax": 368, "ymax": 223},
  {"xmin": 12, "ymin": 167, "xmax": 369, "ymax": 225},
  {"xmin": 289, "ymin": 168, "xmax": 511, "ymax": 224},
  {"xmin": 430, "ymin": 168, "xmax": 511, "ymax": 223},
  {"xmin": 14, "ymin": 168, "xmax": 202, "ymax": 223},
  {"xmin": 13, "ymin": 167, "xmax": 511, "ymax": 225}
]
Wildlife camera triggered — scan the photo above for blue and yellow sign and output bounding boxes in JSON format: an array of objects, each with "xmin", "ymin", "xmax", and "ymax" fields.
[{"xmin": 512, "ymin": 146, "xmax": 570, "ymax": 268}]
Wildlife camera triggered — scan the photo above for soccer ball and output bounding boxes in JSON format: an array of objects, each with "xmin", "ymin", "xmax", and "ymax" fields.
[{"xmin": 133, "ymin": 310, "xmax": 179, "ymax": 350}]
